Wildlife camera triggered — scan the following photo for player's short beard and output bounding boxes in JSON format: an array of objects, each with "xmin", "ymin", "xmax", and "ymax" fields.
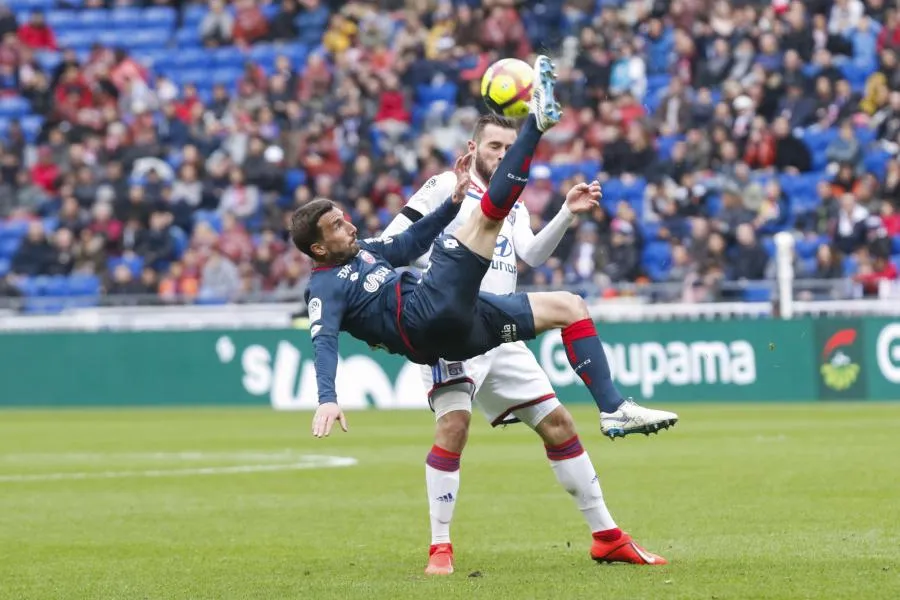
[
  {"xmin": 474, "ymin": 151, "xmax": 495, "ymax": 184},
  {"xmin": 327, "ymin": 242, "xmax": 359, "ymax": 265}
]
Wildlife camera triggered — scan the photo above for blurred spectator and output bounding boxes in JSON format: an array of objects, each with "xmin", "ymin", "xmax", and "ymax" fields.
[
  {"xmin": 812, "ymin": 244, "xmax": 845, "ymax": 278},
  {"xmin": 201, "ymin": 0, "xmax": 235, "ymax": 47},
  {"xmin": 834, "ymin": 193, "xmax": 870, "ymax": 254},
  {"xmin": 17, "ymin": 12, "xmax": 55, "ymax": 51},
  {"xmin": 200, "ymin": 245, "xmax": 241, "ymax": 300},
  {"xmin": 732, "ymin": 224, "xmax": 770, "ymax": 281},
  {"xmin": 11, "ymin": 222, "xmax": 55, "ymax": 276}
]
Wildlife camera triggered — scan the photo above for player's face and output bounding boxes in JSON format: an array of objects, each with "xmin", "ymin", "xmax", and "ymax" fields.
[
  {"xmin": 469, "ymin": 124, "xmax": 517, "ymax": 183},
  {"xmin": 314, "ymin": 208, "xmax": 359, "ymax": 264}
]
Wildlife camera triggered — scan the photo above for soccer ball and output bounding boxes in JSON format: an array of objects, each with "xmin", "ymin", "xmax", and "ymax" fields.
[{"xmin": 480, "ymin": 58, "xmax": 534, "ymax": 119}]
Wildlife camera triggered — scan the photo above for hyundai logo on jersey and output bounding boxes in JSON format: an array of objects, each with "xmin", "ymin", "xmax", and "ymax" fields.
[{"xmin": 494, "ymin": 235, "xmax": 513, "ymax": 258}]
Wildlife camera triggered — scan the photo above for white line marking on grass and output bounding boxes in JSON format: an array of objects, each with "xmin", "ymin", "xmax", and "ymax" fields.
[
  {"xmin": 0, "ymin": 454, "xmax": 358, "ymax": 483},
  {"xmin": 1, "ymin": 451, "xmax": 328, "ymax": 464}
]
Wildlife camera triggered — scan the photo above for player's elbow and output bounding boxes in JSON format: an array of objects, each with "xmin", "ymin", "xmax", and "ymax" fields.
[{"xmin": 518, "ymin": 248, "xmax": 537, "ymax": 268}]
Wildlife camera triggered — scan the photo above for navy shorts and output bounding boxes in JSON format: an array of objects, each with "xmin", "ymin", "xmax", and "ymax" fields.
[{"xmin": 401, "ymin": 235, "xmax": 536, "ymax": 363}]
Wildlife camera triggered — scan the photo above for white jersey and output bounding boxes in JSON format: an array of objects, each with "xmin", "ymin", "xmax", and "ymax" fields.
[{"xmin": 390, "ymin": 170, "xmax": 531, "ymax": 295}]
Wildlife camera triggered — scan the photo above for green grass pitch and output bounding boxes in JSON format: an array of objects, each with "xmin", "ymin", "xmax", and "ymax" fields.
[{"xmin": 1, "ymin": 404, "xmax": 898, "ymax": 600}]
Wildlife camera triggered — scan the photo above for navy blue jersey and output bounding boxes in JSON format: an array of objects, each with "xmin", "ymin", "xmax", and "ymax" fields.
[{"xmin": 304, "ymin": 199, "xmax": 461, "ymax": 402}]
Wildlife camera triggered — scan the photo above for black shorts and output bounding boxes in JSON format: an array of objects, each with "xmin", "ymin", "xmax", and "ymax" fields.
[{"xmin": 401, "ymin": 235, "xmax": 536, "ymax": 363}]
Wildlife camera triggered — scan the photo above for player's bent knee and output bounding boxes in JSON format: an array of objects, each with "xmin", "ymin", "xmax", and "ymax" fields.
[
  {"xmin": 435, "ymin": 401, "xmax": 471, "ymax": 453},
  {"xmin": 529, "ymin": 291, "xmax": 590, "ymax": 332},
  {"xmin": 564, "ymin": 292, "xmax": 590, "ymax": 323},
  {"xmin": 534, "ymin": 405, "xmax": 578, "ymax": 446}
]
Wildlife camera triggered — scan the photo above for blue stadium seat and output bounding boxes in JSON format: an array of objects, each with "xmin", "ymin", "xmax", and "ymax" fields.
[
  {"xmin": 864, "ymin": 148, "xmax": 892, "ymax": 181},
  {"xmin": 742, "ymin": 284, "xmax": 772, "ymax": 302},
  {"xmin": 77, "ymin": 9, "xmax": 110, "ymax": 29},
  {"xmin": 0, "ymin": 258, "xmax": 9, "ymax": 276},
  {"xmin": 656, "ymin": 135, "xmax": 683, "ymax": 160},
  {"xmin": 111, "ymin": 7, "xmax": 142, "ymax": 28},
  {"xmin": 213, "ymin": 46, "xmax": 247, "ymax": 69},
  {"xmin": 193, "ymin": 210, "xmax": 222, "ymax": 233},
  {"xmin": 641, "ymin": 221, "xmax": 661, "ymax": 240},
  {"xmin": 107, "ymin": 255, "xmax": 144, "ymax": 277},
  {"xmin": 169, "ymin": 227, "xmax": 188, "ymax": 258},
  {"xmin": 415, "ymin": 83, "xmax": 458, "ymax": 105},
  {"xmin": 0, "ymin": 220, "xmax": 28, "ymax": 240},
  {"xmin": 892, "ymin": 235, "xmax": 900, "ymax": 255},
  {"xmin": 183, "ymin": 4, "xmax": 208, "ymax": 27},
  {"xmin": 143, "ymin": 6, "xmax": 176, "ymax": 27},
  {"xmin": 35, "ymin": 50, "xmax": 61, "ymax": 72},
  {"xmin": 0, "ymin": 96, "xmax": 30, "ymax": 119},
  {"xmin": 44, "ymin": 275, "xmax": 68, "ymax": 297},
  {"xmin": 175, "ymin": 27, "xmax": 202, "ymax": 48},
  {"xmin": 45, "ymin": 10, "xmax": 80, "ymax": 30},
  {"xmin": 0, "ymin": 237, "xmax": 20, "ymax": 259},
  {"xmin": 284, "ymin": 169, "xmax": 306, "ymax": 193},
  {"xmin": 250, "ymin": 44, "xmax": 280, "ymax": 68},
  {"xmin": 842, "ymin": 255, "xmax": 859, "ymax": 276},
  {"xmin": 56, "ymin": 30, "xmax": 94, "ymax": 50},
  {"xmin": 579, "ymin": 160, "xmax": 601, "ymax": 179},
  {"xmin": 641, "ymin": 241, "xmax": 672, "ymax": 279},
  {"xmin": 172, "ymin": 47, "xmax": 214, "ymax": 69},
  {"xmin": 795, "ymin": 237, "xmax": 825, "ymax": 260},
  {"xmin": 68, "ymin": 274, "xmax": 101, "ymax": 296},
  {"xmin": 127, "ymin": 28, "xmax": 172, "ymax": 50}
]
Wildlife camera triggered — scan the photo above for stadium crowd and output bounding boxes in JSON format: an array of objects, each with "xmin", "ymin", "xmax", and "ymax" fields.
[{"xmin": 0, "ymin": 0, "xmax": 900, "ymax": 310}]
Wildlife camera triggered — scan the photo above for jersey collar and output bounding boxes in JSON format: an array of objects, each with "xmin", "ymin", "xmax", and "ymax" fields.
[{"xmin": 468, "ymin": 170, "xmax": 488, "ymax": 195}]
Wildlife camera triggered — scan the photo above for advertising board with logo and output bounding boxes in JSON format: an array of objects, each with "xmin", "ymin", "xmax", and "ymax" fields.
[{"xmin": 0, "ymin": 318, "xmax": 897, "ymax": 408}]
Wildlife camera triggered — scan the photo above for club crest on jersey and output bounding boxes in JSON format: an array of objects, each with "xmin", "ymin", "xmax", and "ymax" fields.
[
  {"xmin": 359, "ymin": 250, "xmax": 375, "ymax": 264},
  {"xmin": 506, "ymin": 206, "xmax": 517, "ymax": 226}
]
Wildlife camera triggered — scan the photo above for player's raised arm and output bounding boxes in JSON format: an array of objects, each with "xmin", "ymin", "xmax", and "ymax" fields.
[
  {"xmin": 371, "ymin": 154, "xmax": 473, "ymax": 267},
  {"xmin": 382, "ymin": 172, "xmax": 458, "ymax": 268},
  {"xmin": 514, "ymin": 180, "xmax": 601, "ymax": 267},
  {"xmin": 306, "ymin": 281, "xmax": 349, "ymax": 437}
]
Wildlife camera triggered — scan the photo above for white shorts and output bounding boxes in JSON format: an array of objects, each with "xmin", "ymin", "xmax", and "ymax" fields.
[{"xmin": 420, "ymin": 341, "xmax": 560, "ymax": 428}]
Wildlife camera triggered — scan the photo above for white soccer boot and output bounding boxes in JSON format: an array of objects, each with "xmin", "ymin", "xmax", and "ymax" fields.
[
  {"xmin": 529, "ymin": 55, "xmax": 562, "ymax": 132},
  {"xmin": 600, "ymin": 399, "xmax": 679, "ymax": 439}
]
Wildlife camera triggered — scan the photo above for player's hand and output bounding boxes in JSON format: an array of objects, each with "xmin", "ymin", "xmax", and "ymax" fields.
[
  {"xmin": 451, "ymin": 152, "xmax": 474, "ymax": 204},
  {"xmin": 312, "ymin": 402, "xmax": 348, "ymax": 438},
  {"xmin": 565, "ymin": 180, "xmax": 602, "ymax": 214}
]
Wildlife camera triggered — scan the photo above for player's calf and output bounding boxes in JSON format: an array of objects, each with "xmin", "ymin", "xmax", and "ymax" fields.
[
  {"xmin": 526, "ymin": 291, "xmax": 680, "ymax": 437},
  {"xmin": 528, "ymin": 291, "xmax": 624, "ymax": 414},
  {"xmin": 526, "ymin": 291, "xmax": 609, "ymax": 405}
]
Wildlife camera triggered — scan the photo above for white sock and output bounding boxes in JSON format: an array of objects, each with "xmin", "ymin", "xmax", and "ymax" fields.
[
  {"xmin": 547, "ymin": 438, "xmax": 617, "ymax": 533},
  {"xmin": 425, "ymin": 446, "xmax": 461, "ymax": 545}
]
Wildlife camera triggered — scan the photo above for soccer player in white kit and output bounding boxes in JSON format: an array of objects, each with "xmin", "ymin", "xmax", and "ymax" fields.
[{"xmin": 383, "ymin": 114, "xmax": 678, "ymax": 575}]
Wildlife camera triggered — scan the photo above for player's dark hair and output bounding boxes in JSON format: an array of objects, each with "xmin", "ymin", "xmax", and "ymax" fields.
[
  {"xmin": 472, "ymin": 113, "xmax": 517, "ymax": 142},
  {"xmin": 290, "ymin": 198, "xmax": 336, "ymax": 259}
]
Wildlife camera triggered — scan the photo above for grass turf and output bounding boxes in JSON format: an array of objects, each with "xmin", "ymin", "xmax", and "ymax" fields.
[{"xmin": 0, "ymin": 404, "xmax": 898, "ymax": 600}]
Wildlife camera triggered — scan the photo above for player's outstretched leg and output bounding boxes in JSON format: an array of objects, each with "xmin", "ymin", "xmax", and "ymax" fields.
[
  {"xmin": 453, "ymin": 55, "xmax": 562, "ymax": 260},
  {"xmin": 528, "ymin": 291, "xmax": 679, "ymax": 438},
  {"xmin": 532, "ymin": 407, "xmax": 667, "ymax": 564}
]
